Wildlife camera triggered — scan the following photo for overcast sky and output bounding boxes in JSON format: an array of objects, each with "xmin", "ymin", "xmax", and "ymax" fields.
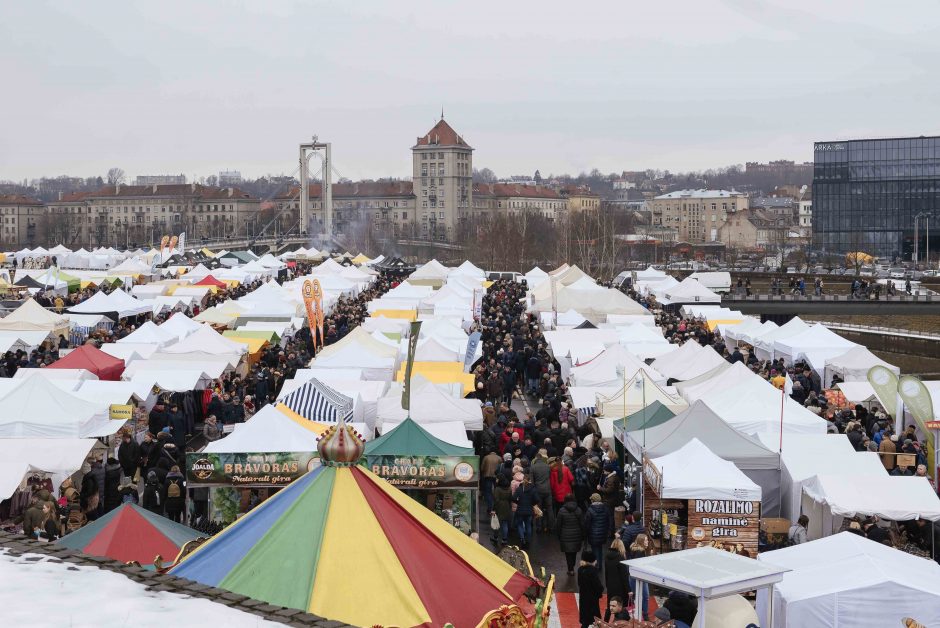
[{"xmin": 3, "ymin": 0, "xmax": 939, "ymax": 183}]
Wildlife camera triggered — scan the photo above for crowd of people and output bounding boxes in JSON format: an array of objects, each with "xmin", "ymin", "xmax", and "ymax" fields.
[{"xmin": 12, "ymin": 259, "xmax": 398, "ymax": 540}]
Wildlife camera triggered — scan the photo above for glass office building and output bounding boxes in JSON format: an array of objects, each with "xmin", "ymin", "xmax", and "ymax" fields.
[{"xmin": 813, "ymin": 136, "xmax": 940, "ymax": 260}]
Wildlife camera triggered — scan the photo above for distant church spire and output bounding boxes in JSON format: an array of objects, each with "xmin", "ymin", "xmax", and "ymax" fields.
[{"xmin": 441, "ymin": 106, "xmax": 444, "ymax": 120}]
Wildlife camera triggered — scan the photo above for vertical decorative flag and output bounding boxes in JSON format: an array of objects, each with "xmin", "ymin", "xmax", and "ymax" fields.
[
  {"xmin": 160, "ymin": 235, "xmax": 170, "ymax": 261},
  {"xmin": 463, "ymin": 331, "xmax": 481, "ymax": 373},
  {"xmin": 178, "ymin": 232, "xmax": 186, "ymax": 254},
  {"xmin": 312, "ymin": 279, "xmax": 324, "ymax": 353},
  {"xmin": 169, "ymin": 235, "xmax": 179, "ymax": 253},
  {"xmin": 302, "ymin": 279, "xmax": 318, "ymax": 351},
  {"xmin": 898, "ymin": 375, "xmax": 936, "ymax": 471},
  {"xmin": 868, "ymin": 365, "xmax": 902, "ymax": 424},
  {"xmin": 401, "ymin": 321, "xmax": 423, "ymax": 412},
  {"xmin": 472, "ymin": 288, "xmax": 484, "ymax": 321}
]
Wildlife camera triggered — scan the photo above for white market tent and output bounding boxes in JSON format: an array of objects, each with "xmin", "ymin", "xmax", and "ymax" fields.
[
  {"xmin": 835, "ymin": 381, "xmax": 883, "ymax": 408},
  {"xmin": 524, "ymin": 266, "xmax": 549, "ymax": 287},
  {"xmin": 688, "ymin": 271, "xmax": 732, "ymax": 292},
  {"xmin": 160, "ymin": 324, "xmax": 248, "ymax": 357},
  {"xmin": 772, "ymin": 323, "xmax": 857, "ymax": 368},
  {"xmin": 673, "ymin": 361, "xmax": 733, "ymax": 402},
  {"xmin": 100, "ymin": 342, "xmax": 157, "ymax": 363},
  {"xmin": 656, "ymin": 276, "xmax": 721, "ymax": 305},
  {"xmin": 449, "ymin": 260, "xmax": 486, "ymax": 280},
  {"xmin": 375, "ymin": 380, "xmax": 482, "ymax": 432},
  {"xmin": 68, "ymin": 290, "xmax": 151, "ymax": 318},
  {"xmin": 692, "ymin": 371, "xmax": 826, "ymax": 436},
  {"xmin": 757, "ymin": 533, "xmax": 940, "ymax": 628},
  {"xmin": 205, "ymin": 405, "xmax": 326, "ymax": 453},
  {"xmin": 569, "ymin": 344, "xmax": 666, "ymax": 388},
  {"xmin": 752, "ymin": 317, "xmax": 809, "ymax": 361},
  {"xmin": 158, "ymin": 312, "xmax": 204, "ymax": 341},
  {"xmin": 595, "ymin": 370, "xmax": 688, "ymax": 417},
  {"xmin": 533, "ymin": 286, "xmax": 652, "ymax": 324},
  {"xmin": 625, "ymin": 400, "xmax": 782, "ymax": 515},
  {"xmin": 652, "ymin": 341, "xmax": 727, "ymax": 382},
  {"xmin": 756, "ymin": 433, "xmax": 886, "ymax": 522},
  {"xmin": 823, "ymin": 345, "xmax": 899, "ymax": 388},
  {"xmin": 117, "ymin": 321, "xmax": 179, "ymax": 347},
  {"xmin": 0, "ymin": 298, "xmax": 69, "ymax": 336},
  {"xmin": 311, "ymin": 344, "xmax": 396, "ymax": 381},
  {"xmin": 0, "ymin": 376, "xmax": 120, "ymax": 438},
  {"xmin": 409, "ymin": 259, "xmax": 450, "ymax": 284},
  {"xmin": 802, "ymin": 474, "xmax": 940, "ymax": 539},
  {"xmin": 0, "ymin": 438, "xmax": 100, "ymax": 500},
  {"xmin": 648, "ymin": 437, "xmax": 762, "ymax": 501}
]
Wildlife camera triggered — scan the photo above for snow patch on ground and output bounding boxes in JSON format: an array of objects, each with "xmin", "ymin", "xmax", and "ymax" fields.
[{"xmin": 0, "ymin": 549, "xmax": 279, "ymax": 627}]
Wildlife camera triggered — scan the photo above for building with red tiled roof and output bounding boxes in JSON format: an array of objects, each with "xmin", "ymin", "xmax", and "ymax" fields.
[
  {"xmin": 412, "ymin": 117, "xmax": 473, "ymax": 242},
  {"xmin": 0, "ymin": 194, "xmax": 43, "ymax": 248},
  {"xmin": 45, "ymin": 183, "xmax": 259, "ymax": 249},
  {"xmin": 413, "ymin": 119, "xmax": 472, "ymax": 149},
  {"xmin": 557, "ymin": 184, "xmax": 601, "ymax": 213},
  {"xmin": 472, "ymin": 183, "xmax": 567, "ymax": 222}
]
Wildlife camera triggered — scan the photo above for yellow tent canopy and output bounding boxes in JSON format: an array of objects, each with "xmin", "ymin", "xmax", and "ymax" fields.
[
  {"xmin": 351, "ymin": 253, "xmax": 371, "ymax": 265},
  {"xmin": 706, "ymin": 319, "xmax": 742, "ymax": 331},
  {"xmin": 275, "ymin": 404, "xmax": 333, "ymax": 435},
  {"xmin": 394, "ymin": 361, "xmax": 475, "ymax": 396},
  {"xmin": 373, "ymin": 309, "xmax": 417, "ymax": 321},
  {"xmin": 225, "ymin": 336, "xmax": 269, "ymax": 354}
]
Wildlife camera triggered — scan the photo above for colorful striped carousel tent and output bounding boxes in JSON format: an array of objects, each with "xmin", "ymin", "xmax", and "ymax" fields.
[
  {"xmin": 171, "ymin": 422, "xmax": 538, "ymax": 627},
  {"xmin": 277, "ymin": 378, "xmax": 354, "ymax": 424}
]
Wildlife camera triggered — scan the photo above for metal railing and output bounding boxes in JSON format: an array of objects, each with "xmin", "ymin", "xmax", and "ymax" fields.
[{"xmin": 808, "ymin": 321, "xmax": 940, "ymax": 341}]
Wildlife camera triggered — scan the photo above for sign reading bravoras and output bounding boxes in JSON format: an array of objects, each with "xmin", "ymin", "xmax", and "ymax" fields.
[
  {"xmin": 186, "ymin": 452, "xmax": 318, "ymax": 487},
  {"xmin": 366, "ymin": 455, "xmax": 478, "ymax": 489}
]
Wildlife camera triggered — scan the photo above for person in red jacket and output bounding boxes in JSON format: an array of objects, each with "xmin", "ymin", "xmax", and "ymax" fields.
[
  {"xmin": 498, "ymin": 419, "xmax": 525, "ymax": 456},
  {"xmin": 550, "ymin": 457, "xmax": 575, "ymax": 514}
]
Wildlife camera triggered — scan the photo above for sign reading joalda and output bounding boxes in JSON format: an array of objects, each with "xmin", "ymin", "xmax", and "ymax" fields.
[
  {"xmin": 186, "ymin": 452, "xmax": 319, "ymax": 487},
  {"xmin": 366, "ymin": 455, "xmax": 478, "ymax": 489}
]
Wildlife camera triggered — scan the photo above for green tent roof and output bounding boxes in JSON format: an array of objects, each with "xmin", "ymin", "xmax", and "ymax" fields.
[
  {"xmin": 612, "ymin": 400, "xmax": 676, "ymax": 432},
  {"xmin": 365, "ymin": 417, "xmax": 474, "ymax": 456}
]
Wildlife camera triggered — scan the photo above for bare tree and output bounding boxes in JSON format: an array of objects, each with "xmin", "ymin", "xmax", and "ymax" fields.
[{"xmin": 107, "ymin": 168, "xmax": 126, "ymax": 185}]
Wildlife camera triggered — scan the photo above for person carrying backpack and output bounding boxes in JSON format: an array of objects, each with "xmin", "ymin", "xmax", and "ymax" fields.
[{"xmin": 163, "ymin": 465, "xmax": 185, "ymax": 523}]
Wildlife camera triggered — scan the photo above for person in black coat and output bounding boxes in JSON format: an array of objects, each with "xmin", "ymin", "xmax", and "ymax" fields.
[
  {"xmin": 166, "ymin": 404, "xmax": 187, "ymax": 448},
  {"xmin": 117, "ymin": 432, "xmax": 140, "ymax": 481},
  {"xmin": 603, "ymin": 539, "xmax": 630, "ymax": 608},
  {"xmin": 163, "ymin": 466, "xmax": 185, "ymax": 523},
  {"xmin": 142, "ymin": 470, "xmax": 163, "ymax": 515},
  {"xmin": 554, "ymin": 495, "xmax": 584, "ymax": 575},
  {"xmin": 103, "ymin": 458, "xmax": 122, "ymax": 513},
  {"xmin": 139, "ymin": 432, "xmax": 158, "ymax": 471},
  {"xmin": 148, "ymin": 403, "xmax": 167, "ymax": 435},
  {"xmin": 577, "ymin": 550, "xmax": 604, "ymax": 628}
]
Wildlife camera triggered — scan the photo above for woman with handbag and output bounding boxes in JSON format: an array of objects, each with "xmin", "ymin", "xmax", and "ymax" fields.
[
  {"xmin": 512, "ymin": 475, "xmax": 538, "ymax": 549},
  {"xmin": 492, "ymin": 476, "xmax": 513, "ymax": 546}
]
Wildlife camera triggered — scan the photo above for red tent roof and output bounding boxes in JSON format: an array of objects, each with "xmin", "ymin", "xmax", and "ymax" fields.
[
  {"xmin": 194, "ymin": 275, "xmax": 226, "ymax": 288},
  {"xmin": 48, "ymin": 344, "xmax": 125, "ymax": 381}
]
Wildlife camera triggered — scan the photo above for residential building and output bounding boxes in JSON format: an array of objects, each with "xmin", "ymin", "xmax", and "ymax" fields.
[
  {"xmin": 647, "ymin": 189, "xmax": 749, "ymax": 243},
  {"xmin": 799, "ymin": 196, "xmax": 812, "ymax": 238},
  {"xmin": 135, "ymin": 174, "xmax": 186, "ymax": 186},
  {"xmin": 219, "ymin": 170, "xmax": 242, "ymax": 186},
  {"xmin": 412, "ymin": 118, "xmax": 473, "ymax": 242},
  {"xmin": 717, "ymin": 208, "xmax": 788, "ymax": 250},
  {"xmin": 0, "ymin": 194, "xmax": 42, "ymax": 249},
  {"xmin": 46, "ymin": 184, "xmax": 258, "ymax": 248},
  {"xmin": 813, "ymin": 136, "xmax": 940, "ymax": 260},
  {"xmin": 745, "ymin": 160, "xmax": 813, "ymax": 179},
  {"xmin": 472, "ymin": 183, "xmax": 566, "ymax": 222},
  {"xmin": 558, "ymin": 184, "xmax": 600, "ymax": 212}
]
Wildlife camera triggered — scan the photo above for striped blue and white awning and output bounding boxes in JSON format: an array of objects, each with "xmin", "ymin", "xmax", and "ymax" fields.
[{"xmin": 279, "ymin": 378, "xmax": 354, "ymax": 423}]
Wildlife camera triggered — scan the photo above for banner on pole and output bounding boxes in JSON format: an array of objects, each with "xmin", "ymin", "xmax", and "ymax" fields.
[
  {"xmin": 472, "ymin": 288, "xmax": 484, "ymax": 321},
  {"xmin": 302, "ymin": 279, "xmax": 318, "ymax": 350},
  {"xmin": 898, "ymin": 375, "xmax": 936, "ymax": 471},
  {"xmin": 402, "ymin": 321, "xmax": 423, "ymax": 411},
  {"xmin": 463, "ymin": 331, "xmax": 481, "ymax": 373},
  {"xmin": 312, "ymin": 278, "xmax": 324, "ymax": 352}
]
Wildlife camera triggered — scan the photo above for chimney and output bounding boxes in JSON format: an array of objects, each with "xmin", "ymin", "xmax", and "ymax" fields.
[
  {"xmin": 58, "ymin": 191, "xmax": 63, "ymax": 201},
  {"xmin": 228, "ymin": 187, "xmax": 234, "ymax": 197},
  {"xmin": 191, "ymin": 183, "xmax": 196, "ymax": 193},
  {"xmin": 152, "ymin": 184, "xmax": 158, "ymax": 194},
  {"xmin": 115, "ymin": 183, "xmax": 121, "ymax": 194}
]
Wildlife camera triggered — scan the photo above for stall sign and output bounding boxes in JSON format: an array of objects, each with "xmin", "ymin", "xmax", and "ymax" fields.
[
  {"xmin": 688, "ymin": 499, "xmax": 760, "ymax": 555},
  {"xmin": 186, "ymin": 452, "xmax": 318, "ymax": 487},
  {"xmin": 366, "ymin": 455, "xmax": 478, "ymax": 489},
  {"xmin": 109, "ymin": 404, "xmax": 133, "ymax": 421}
]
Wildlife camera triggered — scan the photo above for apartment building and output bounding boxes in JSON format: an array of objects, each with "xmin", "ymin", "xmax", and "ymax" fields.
[
  {"xmin": 647, "ymin": 189, "xmax": 749, "ymax": 243},
  {"xmin": 0, "ymin": 195, "xmax": 43, "ymax": 249}
]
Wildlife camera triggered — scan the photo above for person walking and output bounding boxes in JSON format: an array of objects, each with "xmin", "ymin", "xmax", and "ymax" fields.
[
  {"xmin": 604, "ymin": 538, "xmax": 630, "ymax": 607},
  {"xmin": 584, "ymin": 493, "xmax": 613, "ymax": 572},
  {"xmin": 554, "ymin": 494, "xmax": 584, "ymax": 576},
  {"xmin": 492, "ymin": 476, "xmax": 513, "ymax": 547},
  {"xmin": 550, "ymin": 457, "xmax": 575, "ymax": 514},
  {"xmin": 577, "ymin": 550, "xmax": 604, "ymax": 628},
  {"xmin": 628, "ymin": 533, "xmax": 651, "ymax": 620},
  {"xmin": 530, "ymin": 451, "xmax": 554, "ymax": 532},
  {"xmin": 512, "ymin": 476, "xmax": 538, "ymax": 549}
]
